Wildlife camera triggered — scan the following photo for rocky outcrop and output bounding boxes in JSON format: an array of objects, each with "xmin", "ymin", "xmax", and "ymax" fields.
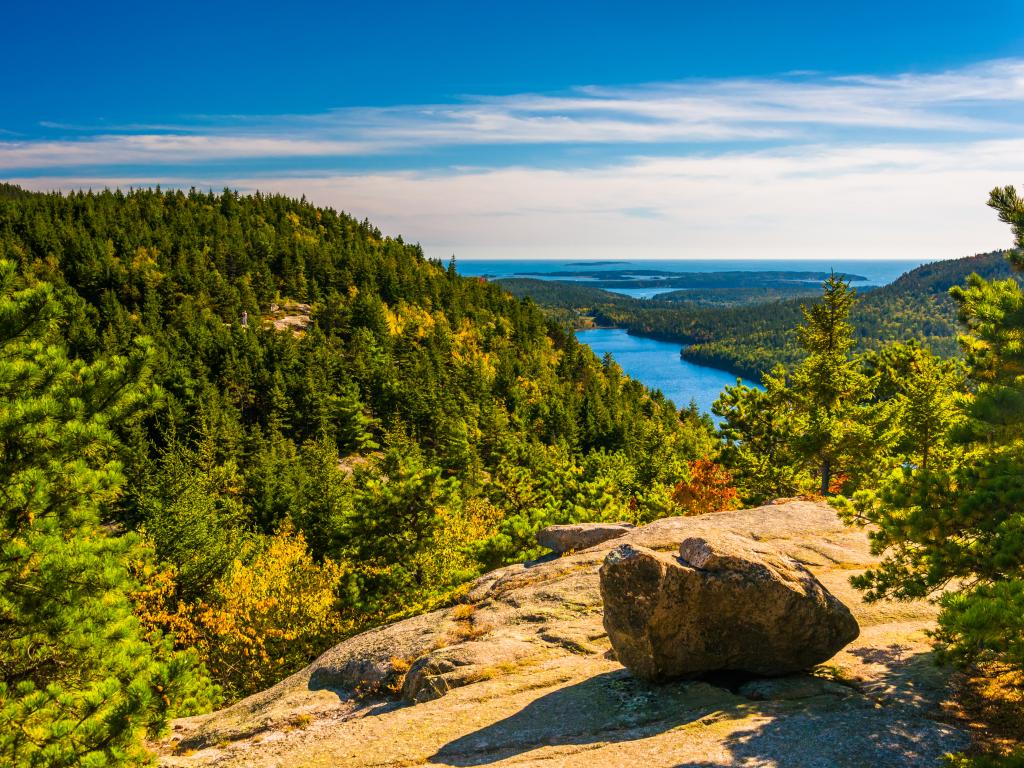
[
  {"xmin": 537, "ymin": 522, "xmax": 634, "ymax": 553},
  {"xmin": 158, "ymin": 501, "xmax": 967, "ymax": 768},
  {"xmin": 599, "ymin": 533, "xmax": 860, "ymax": 680},
  {"xmin": 401, "ymin": 638, "xmax": 540, "ymax": 703}
]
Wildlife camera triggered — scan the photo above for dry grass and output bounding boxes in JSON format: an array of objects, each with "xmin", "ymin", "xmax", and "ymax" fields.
[
  {"xmin": 464, "ymin": 659, "xmax": 532, "ymax": 683},
  {"xmin": 286, "ymin": 713, "xmax": 313, "ymax": 730},
  {"xmin": 449, "ymin": 603, "xmax": 476, "ymax": 621},
  {"xmin": 448, "ymin": 618, "xmax": 491, "ymax": 643},
  {"xmin": 384, "ymin": 655, "xmax": 418, "ymax": 696},
  {"xmin": 439, "ymin": 602, "xmax": 492, "ymax": 645},
  {"xmin": 943, "ymin": 664, "xmax": 1024, "ymax": 758}
]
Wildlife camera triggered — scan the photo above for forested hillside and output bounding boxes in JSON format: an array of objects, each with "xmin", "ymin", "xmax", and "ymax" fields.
[
  {"xmin": 507, "ymin": 251, "xmax": 1015, "ymax": 379},
  {"xmin": 497, "ymin": 277, "xmax": 631, "ymax": 306},
  {"xmin": 0, "ymin": 185, "xmax": 717, "ymax": 710},
  {"xmin": 673, "ymin": 252, "xmax": 1016, "ymax": 377}
]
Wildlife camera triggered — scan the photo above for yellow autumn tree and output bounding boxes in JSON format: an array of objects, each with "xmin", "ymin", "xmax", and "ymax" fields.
[{"xmin": 139, "ymin": 526, "xmax": 351, "ymax": 700}]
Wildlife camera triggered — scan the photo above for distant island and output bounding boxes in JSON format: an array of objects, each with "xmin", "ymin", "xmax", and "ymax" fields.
[
  {"xmin": 564, "ymin": 260, "xmax": 631, "ymax": 266},
  {"xmin": 505, "ymin": 268, "xmax": 870, "ymax": 291}
]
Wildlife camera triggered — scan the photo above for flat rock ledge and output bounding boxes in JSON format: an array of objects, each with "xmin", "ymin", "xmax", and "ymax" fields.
[
  {"xmin": 157, "ymin": 500, "xmax": 967, "ymax": 768},
  {"xmin": 537, "ymin": 522, "xmax": 634, "ymax": 553},
  {"xmin": 600, "ymin": 533, "xmax": 860, "ymax": 680}
]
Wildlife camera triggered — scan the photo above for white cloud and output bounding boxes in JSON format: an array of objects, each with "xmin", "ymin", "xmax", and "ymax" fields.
[
  {"xmin": 14, "ymin": 137, "xmax": 1022, "ymax": 261},
  {"xmin": 7, "ymin": 59, "xmax": 1024, "ymax": 261},
  {"xmin": 0, "ymin": 134, "xmax": 380, "ymax": 170},
  {"xmin": 4, "ymin": 58, "xmax": 1024, "ymax": 170}
]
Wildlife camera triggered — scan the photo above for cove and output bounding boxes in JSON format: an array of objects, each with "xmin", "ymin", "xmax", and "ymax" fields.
[{"xmin": 576, "ymin": 328, "xmax": 759, "ymax": 415}]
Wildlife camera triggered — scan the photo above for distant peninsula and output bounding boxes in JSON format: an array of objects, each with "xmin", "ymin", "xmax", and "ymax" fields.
[{"xmin": 506, "ymin": 268, "xmax": 870, "ymax": 291}]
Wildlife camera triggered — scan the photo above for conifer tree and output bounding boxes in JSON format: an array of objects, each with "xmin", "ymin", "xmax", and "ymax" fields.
[
  {"xmin": 343, "ymin": 444, "xmax": 459, "ymax": 612},
  {"xmin": 0, "ymin": 261, "xmax": 215, "ymax": 767},
  {"xmin": 790, "ymin": 274, "xmax": 874, "ymax": 494},
  {"xmin": 137, "ymin": 435, "xmax": 251, "ymax": 604},
  {"xmin": 714, "ymin": 366, "xmax": 809, "ymax": 503},
  {"xmin": 844, "ymin": 187, "xmax": 1024, "ymax": 673},
  {"xmin": 335, "ymin": 380, "xmax": 379, "ymax": 455},
  {"xmin": 715, "ymin": 275, "xmax": 891, "ymax": 500}
]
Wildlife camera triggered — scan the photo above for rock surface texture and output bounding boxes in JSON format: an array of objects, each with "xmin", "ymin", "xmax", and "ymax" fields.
[
  {"xmin": 600, "ymin": 533, "xmax": 860, "ymax": 679},
  {"xmin": 537, "ymin": 522, "xmax": 634, "ymax": 553},
  {"xmin": 157, "ymin": 501, "xmax": 969, "ymax": 768}
]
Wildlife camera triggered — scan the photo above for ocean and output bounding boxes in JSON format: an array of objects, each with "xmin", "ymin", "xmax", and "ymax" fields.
[{"xmin": 455, "ymin": 258, "xmax": 928, "ymax": 298}]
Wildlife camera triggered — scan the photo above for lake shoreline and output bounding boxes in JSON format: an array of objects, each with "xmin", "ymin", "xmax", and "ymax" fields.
[
  {"xmin": 575, "ymin": 327, "xmax": 759, "ymax": 414},
  {"xmin": 574, "ymin": 323, "xmax": 752, "ymax": 383}
]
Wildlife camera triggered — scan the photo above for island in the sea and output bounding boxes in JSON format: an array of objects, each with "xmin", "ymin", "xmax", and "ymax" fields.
[
  {"xmin": 508, "ymin": 268, "xmax": 870, "ymax": 292},
  {"xmin": 564, "ymin": 260, "xmax": 631, "ymax": 266}
]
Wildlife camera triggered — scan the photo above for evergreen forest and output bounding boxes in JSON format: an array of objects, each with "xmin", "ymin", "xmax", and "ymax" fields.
[
  {"xmin": 3, "ymin": 181, "xmax": 1024, "ymax": 767},
  {"xmin": 0, "ymin": 183, "xmax": 722, "ymax": 764}
]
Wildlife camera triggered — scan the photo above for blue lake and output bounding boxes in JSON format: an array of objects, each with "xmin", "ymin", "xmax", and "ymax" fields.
[{"xmin": 576, "ymin": 328, "xmax": 755, "ymax": 414}]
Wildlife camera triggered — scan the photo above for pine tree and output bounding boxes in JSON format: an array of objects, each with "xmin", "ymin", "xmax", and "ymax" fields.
[
  {"xmin": 789, "ymin": 274, "xmax": 874, "ymax": 495},
  {"xmin": 844, "ymin": 187, "xmax": 1024, "ymax": 673},
  {"xmin": 343, "ymin": 444, "xmax": 458, "ymax": 612},
  {"xmin": 0, "ymin": 261, "xmax": 216, "ymax": 767},
  {"xmin": 292, "ymin": 439, "xmax": 356, "ymax": 560},
  {"xmin": 335, "ymin": 380, "xmax": 379, "ymax": 455},
  {"xmin": 714, "ymin": 366, "xmax": 810, "ymax": 503},
  {"xmin": 137, "ymin": 435, "xmax": 251, "ymax": 604},
  {"xmin": 893, "ymin": 347, "xmax": 964, "ymax": 471},
  {"xmin": 715, "ymin": 276, "xmax": 895, "ymax": 501}
]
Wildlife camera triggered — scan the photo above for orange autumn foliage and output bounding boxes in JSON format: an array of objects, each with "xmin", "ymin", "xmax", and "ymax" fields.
[{"xmin": 671, "ymin": 459, "xmax": 741, "ymax": 516}]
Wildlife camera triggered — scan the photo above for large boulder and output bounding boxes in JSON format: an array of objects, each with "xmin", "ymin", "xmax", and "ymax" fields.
[
  {"xmin": 599, "ymin": 532, "xmax": 859, "ymax": 680},
  {"xmin": 538, "ymin": 522, "xmax": 633, "ymax": 554}
]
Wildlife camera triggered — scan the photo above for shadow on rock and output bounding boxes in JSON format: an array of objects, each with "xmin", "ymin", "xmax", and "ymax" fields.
[
  {"xmin": 432, "ymin": 648, "xmax": 969, "ymax": 768},
  {"xmin": 671, "ymin": 649, "xmax": 969, "ymax": 768},
  {"xmin": 670, "ymin": 704, "xmax": 966, "ymax": 768},
  {"xmin": 429, "ymin": 669, "xmax": 740, "ymax": 766}
]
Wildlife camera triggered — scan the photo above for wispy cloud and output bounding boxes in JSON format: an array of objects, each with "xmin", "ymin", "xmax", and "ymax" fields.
[
  {"xmin": 6, "ymin": 59, "xmax": 1024, "ymax": 261},
  {"xmin": 16, "ymin": 136, "xmax": 1022, "ymax": 260},
  {"xmin": 0, "ymin": 135, "xmax": 379, "ymax": 170},
  {"xmin": 5, "ymin": 59, "xmax": 1024, "ymax": 170}
]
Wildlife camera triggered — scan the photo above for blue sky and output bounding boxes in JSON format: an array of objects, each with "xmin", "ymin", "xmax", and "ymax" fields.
[{"xmin": 4, "ymin": 1, "xmax": 1024, "ymax": 260}]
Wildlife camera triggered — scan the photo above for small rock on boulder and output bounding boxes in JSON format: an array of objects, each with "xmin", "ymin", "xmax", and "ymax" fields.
[
  {"xmin": 599, "ymin": 533, "xmax": 859, "ymax": 680},
  {"xmin": 538, "ymin": 522, "xmax": 634, "ymax": 554}
]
